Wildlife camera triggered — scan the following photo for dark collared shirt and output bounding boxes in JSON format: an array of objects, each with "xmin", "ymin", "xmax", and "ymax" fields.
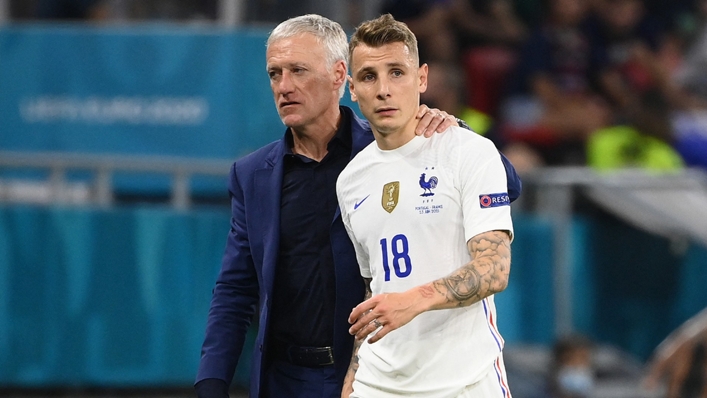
[{"xmin": 270, "ymin": 109, "xmax": 353, "ymax": 347}]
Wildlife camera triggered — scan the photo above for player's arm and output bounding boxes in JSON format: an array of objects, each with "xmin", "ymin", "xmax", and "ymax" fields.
[
  {"xmin": 348, "ymin": 230, "xmax": 511, "ymax": 343},
  {"xmin": 342, "ymin": 278, "xmax": 373, "ymax": 398},
  {"xmin": 428, "ymin": 229, "xmax": 511, "ymax": 308}
]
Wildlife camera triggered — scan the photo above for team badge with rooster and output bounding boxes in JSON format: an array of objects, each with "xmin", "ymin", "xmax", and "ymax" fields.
[{"xmin": 419, "ymin": 171, "xmax": 438, "ymax": 197}]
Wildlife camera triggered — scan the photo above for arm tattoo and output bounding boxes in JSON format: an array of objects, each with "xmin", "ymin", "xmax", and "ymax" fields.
[
  {"xmin": 362, "ymin": 278, "xmax": 373, "ymax": 302},
  {"xmin": 441, "ymin": 267, "xmax": 482, "ymax": 303},
  {"xmin": 348, "ymin": 337, "xmax": 363, "ymax": 378},
  {"xmin": 432, "ymin": 230, "xmax": 511, "ymax": 307}
]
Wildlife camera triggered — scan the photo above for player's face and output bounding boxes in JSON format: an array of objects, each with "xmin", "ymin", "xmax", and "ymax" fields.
[
  {"xmin": 349, "ymin": 41, "xmax": 427, "ymax": 139},
  {"xmin": 266, "ymin": 33, "xmax": 346, "ymax": 129}
]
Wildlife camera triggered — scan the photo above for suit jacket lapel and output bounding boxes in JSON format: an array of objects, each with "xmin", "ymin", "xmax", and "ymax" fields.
[
  {"xmin": 350, "ymin": 110, "xmax": 373, "ymax": 157},
  {"xmin": 254, "ymin": 139, "xmax": 286, "ymax": 292}
]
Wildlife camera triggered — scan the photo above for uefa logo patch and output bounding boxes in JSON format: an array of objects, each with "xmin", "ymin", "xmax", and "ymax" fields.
[{"xmin": 479, "ymin": 193, "xmax": 510, "ymax": 208}]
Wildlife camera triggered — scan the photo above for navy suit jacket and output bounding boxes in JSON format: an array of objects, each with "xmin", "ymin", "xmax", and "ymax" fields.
[{"xmin": 196, "ymin": 106, "xmax": 522, "ymax": 397}]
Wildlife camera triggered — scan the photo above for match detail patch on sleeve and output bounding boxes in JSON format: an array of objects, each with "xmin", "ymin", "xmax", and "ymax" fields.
[{"xmin": 479, "ymin": 193, "xmax": 510, "ymax": 208}]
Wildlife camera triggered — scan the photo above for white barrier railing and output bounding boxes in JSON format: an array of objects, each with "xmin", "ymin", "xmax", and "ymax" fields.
[
  {"xmin": 519, "ymin": 166, "xmax": 707, "ymax": 336},
  {"xmin": 0, "ymin": 151, "xmax": 232, "ymax": 210}
]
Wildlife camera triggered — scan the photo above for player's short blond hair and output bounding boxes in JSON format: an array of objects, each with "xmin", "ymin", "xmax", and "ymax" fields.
[{"xmin": 349, "ymin": 13, "xmax": 419, "ymax": 67}]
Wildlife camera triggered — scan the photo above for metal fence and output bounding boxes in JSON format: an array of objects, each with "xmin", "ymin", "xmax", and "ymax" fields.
[{"xmin": 0, "ymin": 151, "xmax": 232, "ymax": 209}]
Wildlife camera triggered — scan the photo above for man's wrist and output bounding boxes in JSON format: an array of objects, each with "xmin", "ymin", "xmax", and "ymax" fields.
[{"xmin": 410, "ymin": 285, "xmax": 436, "ymax": 314}]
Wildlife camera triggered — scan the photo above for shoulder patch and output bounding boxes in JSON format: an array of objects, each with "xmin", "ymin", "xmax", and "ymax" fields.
[{"xmin": 479, "ymin": 193, "xmax": 510, "ymax": 208}]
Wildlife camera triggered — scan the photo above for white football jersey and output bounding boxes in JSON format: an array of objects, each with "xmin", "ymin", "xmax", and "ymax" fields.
[{"xmin": 336, "ymin": 126, "xmax": 514, "ymax": 397}]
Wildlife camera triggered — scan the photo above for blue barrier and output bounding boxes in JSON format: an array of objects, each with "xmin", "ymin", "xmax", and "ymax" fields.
[{"xmin": 0, "ymin": 205, "xmax": 253, "ymax": 387}]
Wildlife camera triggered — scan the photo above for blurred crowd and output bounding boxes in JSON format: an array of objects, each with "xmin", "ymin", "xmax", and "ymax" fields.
[
  {"xmin": 390, "ymin": 0, "xmax": 707, "ymax": 174},
  {"xmin": 6, "ymin": 0, "xmax": 707, "ymax": 175},
  {"xmin": 6, "ymin": 0, "xmax": 219, "ymax": 22}
]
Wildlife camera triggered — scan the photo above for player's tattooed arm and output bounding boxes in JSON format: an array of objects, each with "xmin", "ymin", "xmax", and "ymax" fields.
[
  {"xmin": 427, "ymin": 230, "xmax": 511, "ymax": 308},
  {"xmin": 346, "ymin": 231, "xmax": 510, "ymax": 344},
  {"xmin": 342, "ymin": 278, "xmax": 372, "ymax": 397}
]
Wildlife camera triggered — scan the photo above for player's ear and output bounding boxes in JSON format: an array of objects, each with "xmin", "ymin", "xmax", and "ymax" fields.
[
  {"xmin": 418, "ymin": 63, "xmax": 428, "ymax": 94},
  {"xmin": 348, "ymin": 76, "xmax": 358, "ymax": 102}
]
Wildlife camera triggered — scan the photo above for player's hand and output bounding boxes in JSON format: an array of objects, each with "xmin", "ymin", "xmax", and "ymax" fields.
[
  {"xmin": 348, "ymin": 290, "xmax": 423, "ymax": 344},
  {"xmin": 415, "ymin": 105, "xmax": 457, "ymax": 137}
]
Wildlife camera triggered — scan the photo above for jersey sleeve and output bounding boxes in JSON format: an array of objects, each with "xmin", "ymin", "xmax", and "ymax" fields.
[{"xmin": 458, "ymin": 138, "xmax": 514, "ymax": 242}]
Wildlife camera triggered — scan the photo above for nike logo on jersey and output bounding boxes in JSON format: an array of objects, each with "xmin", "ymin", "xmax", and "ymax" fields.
[{"xmin": 354, "ymin": 195, "xmax": 370, "ymax": 210}]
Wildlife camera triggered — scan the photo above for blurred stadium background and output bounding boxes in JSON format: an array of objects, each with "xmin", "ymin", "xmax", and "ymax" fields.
[{"xmin": 1, "ymin": 0, "xmax": 707, "ymax": 397}]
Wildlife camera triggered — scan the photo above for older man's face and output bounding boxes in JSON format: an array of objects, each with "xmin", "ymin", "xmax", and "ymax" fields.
[{"xmin": 266, "ymin": 33, "xmax": 344, "ymax": 129}]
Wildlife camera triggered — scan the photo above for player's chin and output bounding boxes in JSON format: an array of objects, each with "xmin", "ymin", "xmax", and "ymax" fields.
[{"xmin": 375, "ymin": 123, "xmax": 399, "ymax": 136}]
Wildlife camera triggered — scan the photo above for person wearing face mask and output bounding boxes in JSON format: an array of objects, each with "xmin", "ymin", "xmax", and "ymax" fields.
[{"xmin": 549, "ymin": 334, "xmax": 596, "ymax": 398}]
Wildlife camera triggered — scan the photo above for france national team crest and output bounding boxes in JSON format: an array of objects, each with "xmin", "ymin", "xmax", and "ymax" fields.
[
  {"xmin": 419, "ymin": 171, "xmax": 438, "ymax": 197},
  {"xmin": 479, "ymin": 193, "xmax": 511, "ymax": 208},
  {"xmin": 382, "ymin": 181, "xmax": 400, "ymax": 213}
]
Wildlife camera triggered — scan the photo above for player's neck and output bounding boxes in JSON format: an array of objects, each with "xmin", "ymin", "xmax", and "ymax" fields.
[{"xmin": 374, "ymin": 119, "xmax": 417, "ymax": 151}]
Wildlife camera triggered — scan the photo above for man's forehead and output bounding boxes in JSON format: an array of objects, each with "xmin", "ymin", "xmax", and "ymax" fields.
[
  {"xmin": 351, "ymin": 42, "xmax": 414, "ymax": 68},
  {"xmin": 267, "ymin": 34, "xmax": 325, "ymax": 62},
  {"xmin": 268, "ymin": 32, "xmax": 320, "ymax": 50}
]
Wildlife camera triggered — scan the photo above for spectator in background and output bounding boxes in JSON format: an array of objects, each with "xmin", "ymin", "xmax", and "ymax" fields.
[
  {"xmin": 246, "ymin": 0, "xmax": 355, "ymax": 28},
  {"xmin": 380, "ymin": 0, "xmax": 460, "ymax": 62},
  {"xmin": 667, "ymin": 0, "xmax": 707, "ymax": 170},
  {"xmin": 671, "ymin": 0, "xmax": 707, "ymax": 106},
  {"xmin": 382, "ymin": 0, "xmax": 527, "ymax": 161},
  {"xmin": 587, "ymin": 0, "xmax": 668, "ymax": 128},
  {"xmin": 548, "ymin": 334, "xmax": 596, "ymax": 398},
  {"xmin": 449, "ymin": 0, "xmax": 528, "ymax": 52},
  {"xmin": 499, "ymin": 0, "xmax": 611, "ymax": 171},
  {"xmin": 421, "ymin": 60, "xmax": 546, "ymax": 173},
  {"xmin": 14, "ymin": 0, "xmax": 219, "ymax": 22},
  {"xmin": 35, "ymin": 0, "xmax": 110, "ymax": 20},
  {"xmin": 124, "ymin": 0, "xmax": 218, "ymax": 21},
  {"xmin": 584, "ymin": 0, "xmax": 685, "ymax": 170},
  {"xmin": 381, "ymin": 0, "xmax": 527, "ymax": 63},
  {"xmin": 421, "ymin": 61, "xmax": 496, "ymax": 136}
]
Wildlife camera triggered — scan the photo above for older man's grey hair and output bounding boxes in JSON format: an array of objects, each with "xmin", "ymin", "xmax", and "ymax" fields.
[{"xmin": 267, "ymin": 14, "xmax": 349, "ymax": 99}]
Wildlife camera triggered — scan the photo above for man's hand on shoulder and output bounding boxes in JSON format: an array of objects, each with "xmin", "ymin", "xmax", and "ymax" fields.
[
  {"xmin": 195, "ymin": 378, "xmax": 229, "ymax": 398},
  {"xmin": 415, "ymin": 104, "xmax": 459, "ymax": 137}
]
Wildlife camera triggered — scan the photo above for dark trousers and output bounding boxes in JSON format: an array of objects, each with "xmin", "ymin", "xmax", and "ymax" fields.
[{"xmin": 263, "ymin": 359, "xmax": 339, "ymax": 398}]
